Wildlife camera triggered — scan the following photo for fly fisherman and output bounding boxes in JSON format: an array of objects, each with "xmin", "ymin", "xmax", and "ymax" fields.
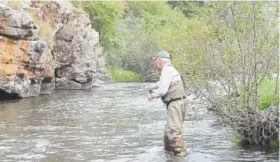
[{"xmin": 146, "ymin": 49, "xmax": 187, "ymax": 156}]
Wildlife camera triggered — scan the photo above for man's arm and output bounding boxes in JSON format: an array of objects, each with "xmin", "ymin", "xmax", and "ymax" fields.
[
  {"xmin": 150, "ymin": 81, "xmax": 160, "ymax": 90},
  {"xmin": 151, "ymin": 67, "xmax": 173, "ymax": 99}
]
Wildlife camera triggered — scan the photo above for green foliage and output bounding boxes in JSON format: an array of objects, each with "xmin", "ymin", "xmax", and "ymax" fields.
[
  {"xmin": 80, "ymin": 1, "xmax": 125, "ymax": 48},
  {"xmin": 268, "ymin": 137, "xmax": 279, "ymax": 149},
  {"xmin": 76, "ymin": 1, "xmax": 279, "ymax": 95},
  {"xmin": 259, "ymin": 77, "xmax": 279, "ymax": 110},
  {"xmin": 231, "ymin": 133, "xmax": 279, "ymax": 149},
  {"xmin": 199, "ymin": 2, "xmax": 279, "ymax": 147},
  {"xmin": 167, "ymin": 1, "xmax": 205, "ymax": 17},
  {"xmin": 75, "ymin": 1, "xmax": 206, "ymax": 81},
  {"xmin": 229, "ymin": 133, "xmax": 243, "ymax": 148},
  {"xmin": 238, "ymin": 77, "xmax": 279, "ymax": 110},
  {"xmin": 109, "ymin": 68, "xmax": 143, "ymax": 82}
]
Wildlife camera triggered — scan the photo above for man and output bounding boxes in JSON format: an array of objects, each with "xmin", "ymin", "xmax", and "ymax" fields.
[{"xmin": 146, "ymin": 49, "xmax": 186, "ymax": 156}]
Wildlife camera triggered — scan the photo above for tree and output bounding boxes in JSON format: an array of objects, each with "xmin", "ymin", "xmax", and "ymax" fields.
[{"xmin": 191, "ymin": 1, "xmax": 279, "ymax": 146}]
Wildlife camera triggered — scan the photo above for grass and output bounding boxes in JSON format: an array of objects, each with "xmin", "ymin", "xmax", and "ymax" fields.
[
  {"xmin": 258, "ymin": 77, "xmax": 279, "ymax": 110},
  {"xmin": 109, "ymin": 67, "xmax": 143, "ymax": 82},
  {"xmin": 268, "ymin": 137, "xmax": 279, "ymax": 149},
  {"xmin": 30, "ymin": 13, "xmax": 52, "ymax": 37},
  {"xmin": 238, "ymin": 77, "xmax": 279, "ymax": 110}
]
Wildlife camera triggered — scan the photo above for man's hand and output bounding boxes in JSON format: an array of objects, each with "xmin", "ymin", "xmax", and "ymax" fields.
[{"xmin": 146, "ymin": 93, "xmax": 154, "ymax": 101}]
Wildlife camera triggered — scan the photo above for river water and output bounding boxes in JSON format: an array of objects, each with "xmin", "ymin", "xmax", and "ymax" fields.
[{"xmin": 0, "ymin": 83, "xmax": 278, "ymax": 162}]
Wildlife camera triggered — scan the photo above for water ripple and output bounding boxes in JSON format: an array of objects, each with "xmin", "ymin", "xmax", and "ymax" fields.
[{"xmin": 0, "ymin": 83, "xmax": 278, "ymax": 162}]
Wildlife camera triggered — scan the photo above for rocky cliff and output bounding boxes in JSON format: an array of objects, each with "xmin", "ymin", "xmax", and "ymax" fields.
[{"xmin": 0, "ymin": 1, "xmax": 110, "ymax": 99}]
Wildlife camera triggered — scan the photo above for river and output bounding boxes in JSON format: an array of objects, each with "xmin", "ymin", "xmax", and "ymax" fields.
[{"xmin": 0, "ymin": 83, "xmax": 278, "ymax": 162}]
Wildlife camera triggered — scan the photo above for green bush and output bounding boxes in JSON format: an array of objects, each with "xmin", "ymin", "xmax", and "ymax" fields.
[
  {"xmin": 80, "ymin": 1, "xmax": 125, "ymax": 48},
  {"xmin": 109, "ymin": 68, "xmax": 143, "ymax": 82}
]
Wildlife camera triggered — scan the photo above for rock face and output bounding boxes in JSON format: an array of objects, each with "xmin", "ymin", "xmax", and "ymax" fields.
[
  {"xmin": 0, "ymin": 4, "xmax": 53, "ymax": 98},
  {"xmin": 0, "ymin": 1, "xmax": 110, "ymax": 99},
  {"xmin": 36, "ymin": 1, "xmax": 110, "ymax": 89},
  {"xmin": 53, "ymin": 11, "xmax": 104, "ymax": 89},
  {"xmin": 0, "ymin": 5, "xmax": 39, "ymax": 40}
]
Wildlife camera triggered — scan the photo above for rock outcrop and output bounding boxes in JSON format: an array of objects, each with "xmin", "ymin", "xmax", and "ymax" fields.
[
  {"xmin": 0, "ymin": 1, "xmax": 110, "ymax": 99},
  {"xmin": 53, "ymin": 7, "xmax": 105, "ymax": 89},
  {"xmin": 0, "ymin": 4, "xmax": 53, "ymax": 98}
]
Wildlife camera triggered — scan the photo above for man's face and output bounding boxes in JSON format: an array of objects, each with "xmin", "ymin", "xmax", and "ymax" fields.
[{"xmin": 155, "ymin": 58, "xmax": 163, "ymax": 69}]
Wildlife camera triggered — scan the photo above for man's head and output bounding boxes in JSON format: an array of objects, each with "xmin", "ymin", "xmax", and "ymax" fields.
[{"xmin": 153, "ymin": 49, "xmax": 171, "ymax": 69}]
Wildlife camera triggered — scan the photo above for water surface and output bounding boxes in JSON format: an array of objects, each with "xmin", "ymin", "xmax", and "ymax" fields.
[{"xmin": 0, "ymin": 83, "xmax": 278, "ymax": 162}]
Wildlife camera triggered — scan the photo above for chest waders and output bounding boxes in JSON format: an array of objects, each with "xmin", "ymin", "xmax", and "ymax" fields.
[
  {"xmin": 161, "ymin": 80, "xmax": 186, "ymax": 108},
  {"xmin": 161, "ymin": 79, "xmax": 187, "ymax": 156}
]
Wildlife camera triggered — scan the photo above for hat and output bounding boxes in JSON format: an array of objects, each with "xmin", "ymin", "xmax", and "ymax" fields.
[{"xmin": 153, "ymin": 49, "xmax": 170, "ymax": 60}]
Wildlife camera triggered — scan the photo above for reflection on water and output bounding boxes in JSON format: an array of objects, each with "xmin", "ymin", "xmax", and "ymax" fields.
[{"xmin": 0, "ymin": 83, "xmax": 279, "ymax": 162}]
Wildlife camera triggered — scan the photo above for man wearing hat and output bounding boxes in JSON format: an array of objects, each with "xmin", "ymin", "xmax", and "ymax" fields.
[{"xmin": 146, "ymin": 49, "xmax": 186, "ymax": 156}]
